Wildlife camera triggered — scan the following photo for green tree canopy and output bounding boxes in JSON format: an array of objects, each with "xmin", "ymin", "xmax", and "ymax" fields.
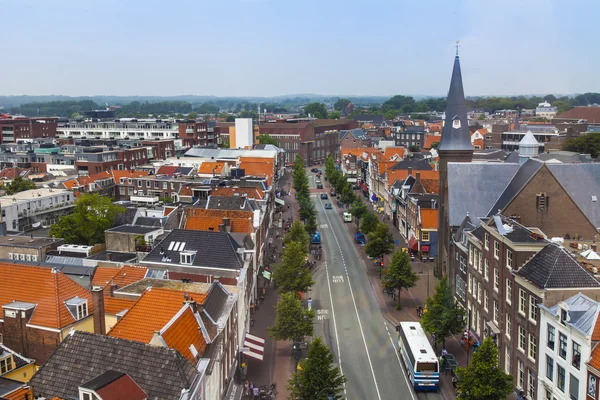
[
  {"xmin": 49, "ymin": 193, "xmax": 125, "ymax": 245},
  {"xmin": 382, "ymin": 95, "xmax": 416, "ymax": 113},
  {"xmin": 268, "ymin": 292, "xmax": 315, "ymax": 342},
  {"xmin": 349, "ymin": 200, "xmax": 368, "ymax": 228},
  {"xmin": 187, "ymin": 111, "xmax": 198, "ymax": 120},
  {"xmin": 563, "ymin": 131, "xmax": 600, "ymax": 158},
  {"xmin": 456, "ymin": 337, "xmax": 513, "ymax": 400},
  {"xmin": 365, "ymin": 223, "xmax": 394, "ymax": 260},
  {"xmin": 340, "ymin": 183, "xmax": 355, "ymax": 206},
  {"xmin": 288, "ymin": 337, "xmax": 348, "ymax": 400},
  {"xmin": 334, "ymin": 98, "xmax": 351, "ymax": 111},
  {"xmin": 273, "ymin": 241, "xmax": 314, "ymax": 294},
  {"xmin": 5, "ymin": 176, "xmax": 36, "ymax": 195},
  {"xmin": 420, "ymin": 276, "xmax": 466, "ymax": 347},
  {"xmin": 328, "ymin": 111, "xmax": 341, "ymax": 119},
  {"xmin": 257, "ymin": 134, "xmax": 279, "ymax": 146},
  {"xmin": 382, "ymin": 250, "xmax": 418, "ymax": 309},
  {"xmin": 360, "ymin": 211, "xmax": 379, "ymax": 235},
  {"xmin": 304, "ymin": 103, "xmax": 328, "ymax": 119},
  {"xmin": 284, "ymin": 220, "xmax": 310, "ymax": 250}
]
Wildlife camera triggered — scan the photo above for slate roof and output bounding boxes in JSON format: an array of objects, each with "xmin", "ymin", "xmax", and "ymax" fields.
[
  {"xmin": 203, "ymin": 282, "xmax": 231, "ymax": 323},
  {"xmin": 29, "ymin": 331, "xmax": 198, "ymax": 400},
  {"xmin": 206, "ymin": 195, "xmax": 255, "ymax": 211},
  {"xmin": 0, "ymin": 378, "xmax": 25, "ymax": 400},
  {"xmin": 517, "ymin": 243, "xmax": 600, "ymax": 289},
  {"xmin": 0, "ymin": 344, "xmax": 33, "ymax": 370},
  {"xmin": 390, "ymin": 158, "xmax": 433, "ymax": 171},
  {"xmin": 134, "ymin": 216, "xmax": 163, "ymax": 227},
  {"xmin": 339, "ymin": 128, "xmax": 367, "ymax": 141},
  {"xmin": 405, "ymin": 126, "xmax": 425, "ymax": 134},
  {"xmin": 438, "ymin": 56, "xmax": 473, "ymax": 152},
  {"xmin": 143, "ymin": 229, "xmax": 244, "ymax": 270},
  {"xmin": 353, "ymin": 114, "xmax": 384, "ymax": 124},
  {"xmin": 541, "ymin": 293, "xmax": 600, "ymax": 337},
  {"xmin": 546, "ymin": 163, "xmax": 600, "ymax": 228},
  {"xmin": 447, "ymin": 162, "xmax": 520, "ymax": 226},
  {"xmin": 488, "ymin": 214, "xmax": 546, "ymax": 244},
  {"xmin": 486, "ymin": 158, "xmax": 544, "ymax": 216},
  {"xmin": 504, "ymin": 150, "xmax": 520, "ymax": 164}
]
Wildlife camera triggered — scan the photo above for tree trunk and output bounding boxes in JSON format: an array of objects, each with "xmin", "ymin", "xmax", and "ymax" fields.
[{"xmin": 397, "ymin": 288, "xmax": 402, "ymax": 309}]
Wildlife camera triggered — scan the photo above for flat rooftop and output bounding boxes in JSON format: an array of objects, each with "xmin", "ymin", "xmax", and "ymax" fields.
[
  {"xmin": 118, "ymin": 277, "xmax": 239, "ymax": 296},
  {"xmin": 0, "ymin": 236, "xmax": 63, "ymax": 248},
  {"xmin": 107, "ymin": 225, "xmax": 162, "ymax": 234},
  {"xmin": 86, "ymin": 251, "xmax": 137, "ymax": 263},
  {"xmin": 0, "ymin": 188, "xmax": 70, "ymax": 208}
]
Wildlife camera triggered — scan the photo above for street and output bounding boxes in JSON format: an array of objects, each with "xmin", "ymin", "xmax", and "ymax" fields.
[{"xmin": 307, "ymin": 171, "xmax": 443, "ymax": 400}]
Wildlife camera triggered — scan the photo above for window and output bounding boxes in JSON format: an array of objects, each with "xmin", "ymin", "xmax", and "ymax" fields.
[
  {"xmin": 561, "ymin": 308, "xmax": 569, "ymax": 326},
  {"xmin": 477, "ymin": 282, "xmax": 482, "ymax": 304},
  {"xmin": 546, "ymin": 355, "xmax": 554, "ymax": 381},
  {"xmin": 572, "ymin": 341, "xmax": 581, "ymax": 369},
  {"xmin": 589, "ymin": 375, "xmax": 597, "ymax": 398},
  {"xmin": 485, "ymin": 232, "xmax": 489, "ymax": 250},
  {"xmin": 81, "ymin": 392, "xmax": 93, "ymax": 400},
  {"xmin": 468, "ymin": 275, "xmax": 472, "ymax": 294},
  {"xmin": 469, "ymin": 245, "xmax": 473, "ymax": 265},
  {"xmin": 505, "ymin": 345, "xmax": 511, "ymax": 374},
  {"xmin": 460, "ymin": 256, "xmax": 466, "ymax": 273},
  {"xmin": 506, "ymin": 279, "xmax": 512, "ymax": 304},
  {"xmin": 537, "ymin": 193, "xmax": 549, "ymax": 211},
  {"xmin": 528, "ymin": 334, "xmax": 537, "ymax": 360},
  {"xmin": 120, "ymin": 187, "xmax": 125, "ymax": 195},
  {"xmin": 484, "ymin": 259, "xmax": 489, "ymax": 281},
  {"xmin": 518, "ymin": 359, "xmax": 525, "ymax": 389},
  {"xmin": 559, "ymin": 332, "xmax": 567, "ymax": 359},
  {"xmin": 484, "ymin": 290, "xmax": 489, "ymax": 311},
  {"xmin": 493, "ymin": 301, "xmax": 499, "ymax": 323},
  {"xmin": 422, "ymin": 231, "xmax": 430, "ymax": 241},
  {"xmin": 528, "ymin": 369, "xmax": 536, "ymax": 399},
  {"xmin": 456, "ymin": 277, "xmax": 466, "ymax": 301},
  {"xmin": 477, "ymin": 251, "xmax": 482, "ymax": 273},
  {"xmin": 530, "ymin": 296, "xmax": 538, "ymax": 322},
  {"xmin": 0, "ymin": 357, "xmax": 12, "ymax": 374},
  {"xmin": 570, "ymin": 374, "xmax": 579, "ymax": 400},
  {"xmin": 180, "ymin": 252, "xmax": 194, "ymax": 265},
  {"xmin": 494, "ymin": 268, "xmax": 499, "ymax": 292},
  {"xmin": 518, "ymin": 326, "xmax": 526, "ymax": 352},
  {"xmin": 519, "ymin": 289, "xmax": 527, "ymax": 315},
  {"xmin": 558, "ymin": 365, "xmax": 566, "ymax": 391},
  {"xmin": 146, "ymin": 181, "xmax": 150, "ymax": 188},
  {"xmin": 494, "ymin": 241, "xmax": 500, "ymax": 259},
  {"xmin": 506, "ymin": 313, "xmax": 512, "ymax": 339},
  {"xmin": 548, "ymin": 324, "xmax": 555, "ymax": 350},
  {"xmin": 507, "ymin": 249, "xmax": 513, "ymax": 269},
  {"xmin": 77, "ymin": 302, "xmax": 88, "ymax": 320}
]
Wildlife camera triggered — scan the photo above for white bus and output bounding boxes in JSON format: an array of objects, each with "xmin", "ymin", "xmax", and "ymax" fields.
[{"xmin": 397, "ymin": 321, "xmax": 440, "ymax": 391}]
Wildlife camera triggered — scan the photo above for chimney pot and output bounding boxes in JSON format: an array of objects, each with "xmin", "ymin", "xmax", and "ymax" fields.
[
  {"xmin": 416, "ymin": 172, "xmax": 421, "ymax": 180},
  {"xmin": 408, "ymin": 167, "xmax": 413, "ymax": 176},
  {"xmin": 91, "ymin": 287, "xmax": 106, "ymax": 335}
]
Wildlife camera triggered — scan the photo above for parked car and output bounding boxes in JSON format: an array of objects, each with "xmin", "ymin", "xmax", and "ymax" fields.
[
  {"xmin": 354, "ymin": 232, "xmax": 366, "ymax": 244},
  {"xmin": 320, "ymin": 193, "xmax": 328, "ymax": 199},
  {"xmin": 325, "ymin": 203, "xmax": 332, "ymax": 209},
  {"xmin": 311, "ymin": 168, "xmax": 319, "ymax": 173},
  {"xmin": 330, "ymin": 189, "xmax": 336, "ymax": 196},
  {"xmin": 316, "ymin": 183, "xmax": 323, "ymax": 189},
  {"xmin": 343, "ymin": 212, "xmax": 352, "ymax": 222}
]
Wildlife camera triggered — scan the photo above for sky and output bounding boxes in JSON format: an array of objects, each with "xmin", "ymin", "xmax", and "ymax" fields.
[{"xmin": 1, "ymin": 0, "xmax": 598, "ymax": 97}]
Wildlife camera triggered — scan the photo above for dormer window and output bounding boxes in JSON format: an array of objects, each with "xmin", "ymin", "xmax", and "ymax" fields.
[
  {"xmin": 66, "ymin": 297, "xmax": 89, "ymax": 321},
  {"xmin": 180, "ymin": 251, "xmax": 196, "ymax": 265},
  {"xmin": 0, "ymin": 355, "xmax": 14, "ymax": 374},
  {"xmin": 560, "ymin": 308, "xmax": 568, "ymax": 326},
  {"xmin": 452, "ymin": 116, "xmax": 461, "ymax": 129}
]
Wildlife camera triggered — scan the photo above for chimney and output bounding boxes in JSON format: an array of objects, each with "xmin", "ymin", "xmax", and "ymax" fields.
[
  {"xmin": 91, "ymin": 287, "xmax": 106, "ymax": 335},
  {"xmin": 223, "ymin": 217, "xmax": 231, "ymax": 233},
  {"xmin": 416, "ymin": 172, "xmax": 421, "ymax": 181},
  {"xmin": 408, "ymin": 167, "xmax": 413, "ymax": 177},
  {"xmin": 105, "ymin": 252, "xmax": 112, "ymax": 261},
  {"xmin": 218, "ymin": 223, "xmax": 226, "ymax": 232},
  {"xmin": 109, "ymin": 283, "xmax": 118, "ymax": 296}
]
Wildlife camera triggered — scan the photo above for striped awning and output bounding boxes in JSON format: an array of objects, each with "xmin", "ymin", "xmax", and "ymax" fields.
[{"xmin": 243, "ymin": 333, "xmax": 265, "ymax": 361}]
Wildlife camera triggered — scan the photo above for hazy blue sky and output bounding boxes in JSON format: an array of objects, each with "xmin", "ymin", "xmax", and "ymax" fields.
[{"xmin": 2, "ymin": 0, "xmax": 597, "ymax": 97}]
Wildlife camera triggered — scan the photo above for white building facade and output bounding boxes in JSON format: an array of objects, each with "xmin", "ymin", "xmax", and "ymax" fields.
[
  {"xmin": 56, "ymin": 120, "xmax": 179, "ymax": 140},
  {"xmin": 0, "ymin": 188, "xmax": 75, "ymax": 232},
  {"xmin": 538, "ymin": 293, "xmax": 600, "ymax": 400}
]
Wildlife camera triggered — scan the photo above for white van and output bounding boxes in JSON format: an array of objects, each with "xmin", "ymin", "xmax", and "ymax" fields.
[{"xmin": 343, "ymin": 212, "xmax": 352, "ymax": 223}]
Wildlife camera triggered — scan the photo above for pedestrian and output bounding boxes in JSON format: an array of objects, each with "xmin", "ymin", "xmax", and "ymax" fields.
[
  {"xmin": 253, "ymin": 386, "xmax": 259, "ymax": 400},
  {"xmin": 441, "ymin": 348, "xmax": 448, "ymax": 356}
]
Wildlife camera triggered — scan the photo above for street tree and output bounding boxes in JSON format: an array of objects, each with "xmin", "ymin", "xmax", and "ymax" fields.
[
  {"xmin": 49, "ymin": 193, "xmax": 125, "ymax": 245},
  {"xmin": 5, "ymin": 176, "xmax": 36, "ymax": 195},
  {"xmin": 340, "ymin": 183, "xmax": 355, "ymax": 206},
  {"xmin": 384, "ymin": 110, "xmax": 398, "ymax": 120},
  {"xmin": 455, "ymin": 337, "xmax": 513, "ymax": 400},
  {"xmin": 304, "ymin": 102, "xmax": 328, "ymax": 119},
  {"xmin": 420, "ymin": 276, "xmax": 466, "ymax": 348},
  {"xmin": 288, "ymin": 337, "xmax": 348, "ymax": 400},
  {"xmin": 334, "ymin": 98, "xmax": 351, "ymax": 111},
  {"xmin": 284, "ymin": 220, "xmax": 310, "ymax": 250},
  {"xmin": 257, "ymin": 134, "xmax": 279, "ymax": 146},
  {"xmin": 349, "ymin": 200, "xmax": 368, "ymax": 228},
  {"xmin": 329, "ymin": 111, "xmax": 341, "ymax": 119},
  {"xmin": 273, "ymin": 241, "xmax": 314, "ymax": 294},
  {"xmin": 564, "ymin": 131, "xmax": 600, "ymax": 158},
  {"xmin": 382, "ymin": 250, "xmax": 418, "ymax": 309},
  {"xmin": 360, "ymin": 211, "xmax": 379, "ymax": 235},
  {"xmin": 365, "ymin": 223, "xmax": 394, "ymax": 261},
  {"xmin": 187, "ymin": 111, "xmax": 198, "ymax": 119},
  {"xmin": 268, "ymin": 292, "xmax": 315, "ymax": 342}
]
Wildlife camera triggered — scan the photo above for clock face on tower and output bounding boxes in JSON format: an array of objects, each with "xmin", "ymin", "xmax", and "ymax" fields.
[{"xmin": 452, "ymin": 116, "xmax": 461, "ymax": 129}]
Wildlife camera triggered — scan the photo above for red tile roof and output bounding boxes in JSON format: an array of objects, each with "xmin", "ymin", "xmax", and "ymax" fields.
[
  {"xmin": 589, "ymin": 343, "xmax": 600, "ymax": 370},
  {"xmin": 198, "ymin": 161, "xmax": 227, "ymax": 174},
  {"xmin": 104, "ymin": 296, "xmax": 137, "ymax": 315},
  {"xmin": 556, "ymin": 107, "xmax": 600, "ymax": 123},
  {"xmin": 211, "ymin": 187, "xmax": 264, "ymax": 200},
  {"xmin": 420, "ymin": 208, "xmax": 439, "ymax": 230},
  {"xmin": 108, "ymin": 288, "xmax": 207, "ymax": 344},
  {"xmin": 92, "ymin": 266, "xmax": 148, "ymax": 289},
  {"xmin": 184, "ymin": 208, "xmax": 253, "ymax": 233},
  {"xmin": 424, "ymin": 135, "xmax": 441, "ymax": 149},
  {"xmin": 0, "ymin": 263, "xmax": 92, "ymax": 329},
  {"xmin": 95, "ymin": 373, "xmax": 147, "ymax": 400},
  {"xmin": 156, "ymin": 166, "xmax": 178, "ymax": 175},
  {"xmin": 383, "ymin": 147, "xmax": 406, "ymax": 161},
  {"xmin": 387, "ymin": 169, "xmax": 439, "ymax": 186},
  {"xmin": 161, "ymin": 305, "xmax": 207, "ymax": 363},
  {"xmin": 111, "ymin": 170, "xmax": 149, "ymax": 182},
  {"xmin": 238, "ymin": 158, "xmax": 274, "ymax": 184},
  {"xmin": 2, "ymin": 387, "xmax": 34, "ymax": 400}
]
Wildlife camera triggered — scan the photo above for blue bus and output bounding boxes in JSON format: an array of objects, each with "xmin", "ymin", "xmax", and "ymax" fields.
[{"xmin": 397, "ymin": 321, "xmax": 439, "ymax": 391}]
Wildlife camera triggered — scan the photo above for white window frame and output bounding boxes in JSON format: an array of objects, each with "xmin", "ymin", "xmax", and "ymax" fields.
[
  {"xmin": 494, "ymin": 241, "xmax": 500, "ymax": 260},
  {"xmin": 494, "ymin": 268, "xmax": 499, "ymax": 292},
  {"xmin": 484, "ymin": 232, "xmax": 489, "ymax": 250},
  {"xmin": 518, "ymin": 326, "xmax": 526, "ymax": 352},
  {"xmin": 505, "ymin": 345, "xmax": 511, "ymax": 374},
  {"xmin": 507, "ymin": 249, "xmax": 513, "ymax": 269},
  {"xmin": 422, "ymin": 231, "xmax": 430, "ymax": 242},
  {"xmin": 518, "ymin": 359, "xmax": 525, "ymax": 389},
  {"xmin": 77, "ymin": 302, "xmax": 88, "ymax": 320},
  {"xmin": 484, "ymin": 259, "xmax": 489, "ymax": 282},
  {"xmin": 506, "ymin": 279, "xmax": 512, "ymax": 305},
  {"xmin": 493, "ymin": 300, "xmax": 499, "ymax": 323},
  {"xmin": 506, "ymin": 313, "xmax": 511, "ymax": 340},
  {"xmin": 528, "ymin": 334, "xmax": 537, "ymax": 361},
  {"xmin": 0, "ymin": 356, "xmax": 12, "ymax": 374},
  {"xmin": 529, "ymin": 296, "xmax": 538, "ymax": 323},
  {"xmin": 484, "ymin": 290, "xmax": 489, "ymax": 312}
]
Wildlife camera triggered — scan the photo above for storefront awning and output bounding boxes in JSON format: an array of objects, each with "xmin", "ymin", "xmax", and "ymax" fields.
[
  {"xmin": 243, "ymin": 333, "xmax": 265, "ymax": 361},
  {"xmin": 486, "ymin": 320, "xmax": 501, "ymax": 335},
  {"xmin": 421, "ymin": 245, "xmax": 430, "ymax": 252},
  {"xmin": 360, "ymin": 183, "xmax": 368, "ymax": 192},
  {"xmin": 275, "ymin": 198, "xmax": 285, "ymax": 206},
  {"xmin": 347, "ymin": 178, "xmax": 357, "ymax": 183},
  {"xmin": 408, "ymin": 236, "xmax": 418, "ymax": 251}
]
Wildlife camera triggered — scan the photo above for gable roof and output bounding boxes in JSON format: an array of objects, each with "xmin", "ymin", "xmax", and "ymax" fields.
[
  {"xmin": 0, "ymin": 263, "xmax": 92, "ymax": 329},
  {"xmin": 387, "ymin": 169, "xmax": 438, "ymax": 186},
  {"xmin": 447, "ymin": 162, "xmax": 520, "ymax": 226},
  {"xmin": 30, "ymin": 331, "xmax": 197, "ymax": 400},
  {"xmin": 184, "ymin": 208, "xmax": 253, "ymax": 233},
  {"xmin": 103, "ymin": 296, "xmax": 137, "ymax": 315},
  {"xmin": 210, "ymin": 187, "xmax": 264, "ymax": 200},
  {"xmin": 203, "ymin": 282, "xmax": 230, "ymax": 323},
  {"xmin": 420, "ymin": 209, "xmax": 439, "ymax": 230},
  {"xmin": 517, "ymin": 243, "xmax": 600, "ymax": 289},
  {"xmin": 143, "ymin": 229, "xmax": 244, "ymax": 270},
  {"xmin": 546, "ymin": 163, "xmax": 600, "ymax": 229},
  {"xmin": 383, "ymin": 147, "xmax": 406, "ymax": 161},
  {"xmin": 542, "ymin": 293, "xmax": 600, "ymax": 337},
  {"xmin": 424, "ymin": 135, "xmax": 441, "ymax": 149},
  {"xmin": 111, "ymin": 170, "xmax": 149, "ymax": 183},
  {"xmin": 81, "ymin": 370, "xmax": 147, "ymax": 400},
  {"xmin": 390, "ymin": 158, "xmax": 433, "ymax": 171},
  {"xmin": 160, "ymin": 304, "xmax": 208, "ymax": 364},
  {"xmin": 92, "ymin": 265, "xmax": 148, "ymax": 289},
  {"xmin": 108, "ymin": 288, "xmax": 207, "ymax": 344},
  {"xmin": 156, "ymin": 165, "xmax": 178, "ymax": 175},
  {"xmin": 206, "ymin": 195, "xmax": 255, "ymax": 211},
  {"xmin": 556, "ymin": 106, "xmax": 600, "ymax": 123},
  {"xmin": 339, "ymin": 128, "xmax": 367, "ymax": 141}
]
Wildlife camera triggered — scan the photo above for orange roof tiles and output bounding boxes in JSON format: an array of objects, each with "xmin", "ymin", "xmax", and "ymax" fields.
[
  {"xmin": 211, "ymin": 187, "xmax": 264, "ymax": 200},
  {"xmin": 383, "ymin": 147, "xmax": 406, "ymax": 160},
  {"xmin": 156, "ymin": 165, "xmax": 178, "ymax": 175},
  {"xmin": 62, "ymin": 179, "xmax": 80, "ymax": 190},
  {"xmin": 387, "ymin": 169, "xmax": 439, "ymax": 186},
  {"xmin": 238, "ymin": 160, "xmax": 274, "ymax": 185},
  {"xmin": 593, "ymin": 318, "xmax": 600, "ymax": 341},
  {"xmin": 421, "ymin": 208, "xmax": 439, "ymax": 230},
  {"xmin": 0, "ymin": 263, "xmax": 92, "ymax": 329},
  {"xmin": 378, "ymin": 161, "xmax": 397, "ymax": 175},
  {"xmin": 179, "ymin": 186, "xmax": 193, "ymax": 196},
  {"xmin": 111, "ymin": 170, "xmax": 149, "ymax": 182},
  {"xmin": 104, "ymin": 296, "xmax": 137, "ymax": 315},
  {"xmin": 184, "ymin": 208, "xmax": 253, "ymax": 233},
  {"xmin": 92, "ymin": 265, "xmax": 148, "ymax": 289},
  {"xmin": 198, "ymin": 161, "xmax": 227, "ymax": 174},
  {"xmin": 164, "ymin": 206, "xmax": 176, "ymax": 216},
  {"xmin": 3, "ymin": 387, "xmax": 34, "ymax": 400},
  {"xmin": 424, "ymin": 135, "xmax": 441, "ymax": 149},
  {"xmin": 472, "ymin": 138, "xmax": 484, "ymax": 149},
  {"xmin": 589, "ymin": 343, "xmax": 600, "ymax": 370},
  {"xmin": 161, "ymin": 305, "xmax": 207, "ymax": 363},
  {"xmin": 108, "ymin": 288, "xmax": 207, "ymax": 344},
  {"xmin": 342, "ymin": 148, "xmax": 382, "ymax": 158}
]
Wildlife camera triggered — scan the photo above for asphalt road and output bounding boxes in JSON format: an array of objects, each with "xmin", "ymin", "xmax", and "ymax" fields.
[{"xmin": 306, "ymin": 171, "xmax": 442, "ymax": 400}]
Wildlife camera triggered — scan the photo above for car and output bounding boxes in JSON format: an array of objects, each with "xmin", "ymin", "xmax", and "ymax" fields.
[
  {"xmin": 320, "ymin": 193, "xmax": 328, "ymax": 199},
  {"xmin": 354, "ymin": 232, "xmax": 366, "ymax": 245},
  {"xmin": 343, "ymin": 212, "xmax": 352, "ymax": 222},
  {"xmin": 310, "ymin": 168, "xmax": 319, "ymax": 173},
  {"xmin": 330, "ymin": 189, "xmax": 336, "ymax": 197},
  {"xmin": 325, "ymin": 203, "xmax": 332, "ymax": 209},
  {"xmin": 316, "ymin": 183, "xmax": 323, "ymax": 189}
]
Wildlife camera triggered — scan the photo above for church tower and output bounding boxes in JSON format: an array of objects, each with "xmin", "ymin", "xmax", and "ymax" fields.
[{"xmin": 437, "ymin": 50, "xmax": 473, "ymax": 277}]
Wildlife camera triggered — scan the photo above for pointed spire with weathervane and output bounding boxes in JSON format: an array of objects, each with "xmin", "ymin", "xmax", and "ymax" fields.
[{"xmin": 438, "ymin": 41, "xmax": 473, "ymax": 152}]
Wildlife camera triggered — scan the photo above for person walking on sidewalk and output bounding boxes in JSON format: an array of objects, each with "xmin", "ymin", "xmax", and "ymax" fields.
[{"xmin": 252, "ymin": 385, "xmax": 259, "ymax": 400}]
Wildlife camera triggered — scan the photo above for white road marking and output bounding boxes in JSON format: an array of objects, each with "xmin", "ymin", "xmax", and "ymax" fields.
[
  {"xmin": 319, "ymin": 200, "xmax": 382, "ymax": 400},
  {"xmin": 384, "ymin": 322, "xmax": 417, "ymax": 400}
]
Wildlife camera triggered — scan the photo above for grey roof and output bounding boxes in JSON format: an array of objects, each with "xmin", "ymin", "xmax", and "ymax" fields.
[
  {"xmin": 546, "ymin": 163, "xmax": 600, "ymax": 228},
  {"xmin": 203, "ymin": 282, "xmax": 231, "ymax": 322},
  {"xmin": 453, "ymin": 215, "xmax": 475, "ymax": 243},
  {"xmin": 447, "ymin": 162, "xmax": 520, "ymax": 226},
  {"xmin": 85, "ymin": 251, "xmax": 137, "ymax": 263},
  {"xmin": 438, "ymin": 56, "xmax": 473, "ymax": 152},
  {"xmin": 542, "ymin": 293, "xmax": 600, "ymax": 336},
  {"xmin": 390, "ymin": 158, "xmax": 433, "ymax": 171},
  {"xmin": 0, "ymin": 343, "xmax": 33, "ymax": 369},
  {"xmin": 0, "ymin": 377, "xmax": 24, "ymax": 398},
  {"xmin": 405, "ymin": 126, "xmax": 425, "ymax": 134},
  {"xmin": 107, "ymin": 225, "xmax": 162, "ymax": 234},
  {"xmin": 488, "ymin": 214, "xmax": 547, "ymax": 244},
  {"xmin": 30, "ymin": 331, "xmax": 197, "ymax": 400},
  {"xmin": 339, "ymin": 128, "xmax": 367, "ymax": 141},
  {"xmin": 537, "ymin": 151, "xmax": 595, "ymax": 164},
  {"xmin": 517, "ymin": 243, "xmax": 600, "ymax": 289},
  {"xmin": 353, "ymin": 114, "xmax": 385, "ymax": 124},
  {"xmin": 143, "ymin": 229, "xmax": 244, "ymax": 270},
  {"xmin": 184, "ymin": 147, "xmax": 278, "ymax": 159},
  {"xmin": 206, "ymin": 195, "xmax": 255, "ymax": 211},
  {"xmin": 45, "ymin": 255, "xmax": 84, "ymax": 266},
  {"xmin": 80, "ymin": 370, "xmax": 126, "ymax": 391},
  {"xmin": 486, "ymin": 158, "xmax": 544, "ymax": 217},
  {"xmin": 134, "ymin": 216, "xmax": 163, "ymax": 227},
  {"xmin": 504, "ymin": 150, "xmax": 521, "ymax": 164}
]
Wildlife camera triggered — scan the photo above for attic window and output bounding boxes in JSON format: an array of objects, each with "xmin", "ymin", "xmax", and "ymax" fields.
[
  {"xmin": 66, "ymin": 297, "xmax": 89, "ymax": 320},
  {"xmin": 536, "ymin": 193, "xmax": 549, "ymax": 211},
  {"xmin": 180, "ymin": 251, "xmax": 196, "ymax": 265},
  {"xmin": 452, "ymin": 117, "xmax": 461, "ymax": 129},
  {"xmin": 560, "ymin": 308, "xmax": 568, "ymax": 326}
]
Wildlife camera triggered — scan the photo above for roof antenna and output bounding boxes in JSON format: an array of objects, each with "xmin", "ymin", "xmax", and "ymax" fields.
[{"xmin": 455, "ymin": 40, "xmax": 460, "ymax": 57}]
